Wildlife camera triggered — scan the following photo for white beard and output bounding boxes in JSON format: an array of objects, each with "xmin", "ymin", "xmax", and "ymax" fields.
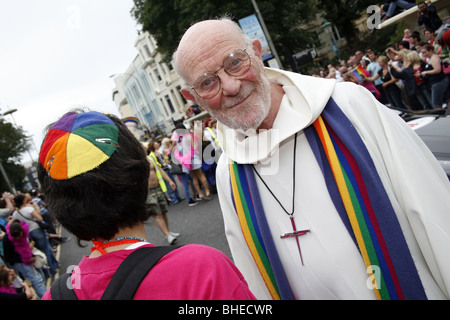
[{"xmin": 198, "ymin": 64, "xmax": 272, "ymax": 131}]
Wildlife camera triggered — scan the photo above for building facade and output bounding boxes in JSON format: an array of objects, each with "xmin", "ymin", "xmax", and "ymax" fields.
[{"xmin": 112, "ymin": 31, "xmax": 191, "ymax": 137}]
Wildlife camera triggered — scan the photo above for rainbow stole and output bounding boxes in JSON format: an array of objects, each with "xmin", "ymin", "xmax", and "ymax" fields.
[
  {"xmin": 352, "ymin": 65, "xmax": 370, "ymax": 82},
  {"xmin": 229, "ymin": 98, "xmax": 427, "ymax": 300}
]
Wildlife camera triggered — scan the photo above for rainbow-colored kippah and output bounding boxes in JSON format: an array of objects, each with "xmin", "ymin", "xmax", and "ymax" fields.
[{"xmin": 39, "ymin": 111, "xmax": 119, "ymax": 180}]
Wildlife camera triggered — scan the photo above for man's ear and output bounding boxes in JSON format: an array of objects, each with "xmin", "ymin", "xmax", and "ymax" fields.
[
  {"xmin": 180, "ymin": 88, "xmax": 197, "ymax": 103},
  {"xmin": 252, "ymin": 39, "xmax": 263, "ymax": 60}
]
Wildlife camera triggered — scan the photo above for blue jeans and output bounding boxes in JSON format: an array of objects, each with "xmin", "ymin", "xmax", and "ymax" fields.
[
  {"xmin": 386, "ymin": 0, "xmax": 415, "ymax": 17},
  {"xmin": 178, "ymin": 173, "xmax": 197, "ymax": 201},
  {"xmin": 29, "ymin": 228, "xmax": 59, "ymax": 276},
  {"xmin": 163, "ymin": 168, "xmax": 184, "ymax": 203},
  {"xmin": 430, "ymin": 77, "xmax": 450, "ymax": 108},
  {"xmin": 384, "ymin": 84, "xmax": 406, "ymax": 109},
  {"xmin": 13, "ymin": 262, "xmax": 47, "ymax": 298}
]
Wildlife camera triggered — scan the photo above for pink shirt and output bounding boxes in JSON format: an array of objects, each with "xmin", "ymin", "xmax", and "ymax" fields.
[{"xmin": 43, "ymin": 244, "xmax": 256, "ymax": 300}]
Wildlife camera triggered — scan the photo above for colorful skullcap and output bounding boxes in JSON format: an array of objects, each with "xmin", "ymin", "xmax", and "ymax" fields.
[{"xmin": 39, "ymin": 111, "xmax": 119, "ymax": 180}]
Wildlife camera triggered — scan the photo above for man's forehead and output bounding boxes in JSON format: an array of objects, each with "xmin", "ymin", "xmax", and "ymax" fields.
[{"xmin": 177, "ymin": 21, "xmax": 245, "ymax": 79}]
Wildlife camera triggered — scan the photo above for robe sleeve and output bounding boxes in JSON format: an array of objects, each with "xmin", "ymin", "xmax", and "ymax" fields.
[{"xmin": 333, "ymin": 82, "xmax": 450, "ymax": 298}]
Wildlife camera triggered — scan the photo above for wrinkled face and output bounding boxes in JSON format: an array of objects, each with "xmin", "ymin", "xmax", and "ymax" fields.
[{"xmin": 177, "ymin": 21, "xmax": 271, "ymax": 131}]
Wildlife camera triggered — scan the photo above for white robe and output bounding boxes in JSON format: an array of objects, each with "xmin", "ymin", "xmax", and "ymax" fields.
[{"xmin": 216, "ymin": 68, "xmax": 450, "ymax": 300}]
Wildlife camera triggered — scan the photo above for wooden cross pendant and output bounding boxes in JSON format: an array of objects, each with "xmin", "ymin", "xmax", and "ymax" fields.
[{"xmin": 280, "ymin": 216, "xmax": 310, "ymax": 265}]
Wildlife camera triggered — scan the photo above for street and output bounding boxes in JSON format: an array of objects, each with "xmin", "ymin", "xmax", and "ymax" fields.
[{"xmin": 56, "ymin": 184, "xmax": 232, "ymax": 277}]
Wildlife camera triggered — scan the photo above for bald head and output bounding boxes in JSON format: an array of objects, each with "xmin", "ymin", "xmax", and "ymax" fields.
[{"xmin": 174, "ymin": 18, "xmax": 251, "ymax": 83}]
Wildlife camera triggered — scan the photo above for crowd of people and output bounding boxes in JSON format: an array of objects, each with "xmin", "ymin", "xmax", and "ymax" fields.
[
  {"xmin": 0, "ymin": 190, "xmax": 66, "ymax": 299},
  {"xmin": 317, "ymin": 5, "xmax": 450, "ymax": 111}
]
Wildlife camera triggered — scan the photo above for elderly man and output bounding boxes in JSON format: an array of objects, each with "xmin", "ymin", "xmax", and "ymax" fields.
[{"xmin": 174, "ymin": 18, "xmax": 450, "ymax": 300}]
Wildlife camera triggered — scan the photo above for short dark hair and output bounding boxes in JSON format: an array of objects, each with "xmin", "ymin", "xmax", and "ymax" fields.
[
  {"xmin": 9, "ymin": 220, "xmax": 24, "ymax": 238},
  {"xmin": 37, "ymin": 110, "xmax": 150, "ymax": 242},
  {"xmin": 13, "ymin": 194, "xmax": 26, "ymax": 207}
]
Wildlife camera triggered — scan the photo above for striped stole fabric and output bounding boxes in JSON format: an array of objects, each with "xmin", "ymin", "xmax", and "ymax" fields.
[
  {"xmin": 229, "ymin": 162, "xmax": 294, "ymax": 300},
  {"xmin": 229, "ymin": 97, "xmax": 427, "ymax": 300}
]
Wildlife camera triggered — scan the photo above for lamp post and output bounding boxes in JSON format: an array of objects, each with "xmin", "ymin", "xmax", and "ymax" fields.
[{"xmin": 321, "ymin": 19, "xmax": 341, "ymax": 61}]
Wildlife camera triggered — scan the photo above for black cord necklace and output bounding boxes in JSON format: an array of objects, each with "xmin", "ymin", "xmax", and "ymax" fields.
[
  {"xmin": 251, "ymin": 132, "xmax": 310, "ymax": 265},
  {"xmin": 251, "ymin": 132, "xmax": 298, "ymax": 216}
]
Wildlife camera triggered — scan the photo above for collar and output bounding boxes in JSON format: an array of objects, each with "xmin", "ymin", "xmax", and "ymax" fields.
[{"xmin": 217, "ymin": 68, "xmax": 336, "ymax": 164}]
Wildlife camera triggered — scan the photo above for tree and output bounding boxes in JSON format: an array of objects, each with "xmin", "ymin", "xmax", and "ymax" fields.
[
  {"xmin": 131, "ymin": 0, "xmax": 318, "ymax": 68},
  {"xmin": 317, "ymin": 0, "xmax": 375, "ymax": 51},
  {"xmin": 0, "ymin": 117, "xmax": 29, "ymax": 192}
]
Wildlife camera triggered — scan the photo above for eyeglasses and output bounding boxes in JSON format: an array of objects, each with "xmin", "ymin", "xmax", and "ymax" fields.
[{"xmin": 187, "ymin": 49, "xmax": 251, "ymax": 99}]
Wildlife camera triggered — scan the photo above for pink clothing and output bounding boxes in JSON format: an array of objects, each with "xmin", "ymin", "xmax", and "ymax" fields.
[{"xmin": 43, "ymin": 244, "xmax": 256, "ymax": 300}]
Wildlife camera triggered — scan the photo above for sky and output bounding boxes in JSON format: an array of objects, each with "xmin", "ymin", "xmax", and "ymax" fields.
[{"xmin": 0, "ymin": 0, "xmax": 141, "ymax": 165}]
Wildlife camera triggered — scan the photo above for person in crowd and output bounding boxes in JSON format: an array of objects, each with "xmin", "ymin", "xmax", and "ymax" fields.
[
  {"xmin": 417, "ymin": 0, "xmax": 443, "ymax": 32},
  {"xmin": 2, "ymin": 220, "xmax": 47, "ymax": 298},
  {"xmin": 148, "ymin": 139, "xmax": 184, "ymax": 205},
  {"xmin": 0, "ymin": 192, "xmax": 14, "ymax": 227},
  {"xmin": 366, "ymin": 50, "xmax": 387, "ymax": 103},
  {"xmin": 37, "ymin": 110, "xmax": 256, "ymax": 300},
  {"xmin": 409, "ymin": 50, "xmax": 433, "ymax": 108},
  {"xmin": 409, "ymin": 31, "xmax": 422, "ymax": 51},
  {"xmin": 11, "ymin": 194, "xmax": 58, "ymax": 277},
  {"xmin": 174, "ymin": 17, "xmax": 450, "ymax": 300},
  {"xmin": 170, "ymin": 126, "xmax": 199, "ymax": 207},
  {"xmin": 390, "ymin": 49, "xmax": 432, "ymax": 109},
  {"xmin": 382, "ymin": 0, "xmax": 416, "ymax": 22},
  {"xmin": 376, "ymin": 55, "xmax": 407, "ymax": 109},
  {"xmin": 419, "ymin": 44, "xmax": 450, "ymax": 108},
  {"xmin": 0, "ymin": 265, "xmax": 38, "ymax": 300},
  {"xmin": 144, "ymin": 143, "xmax": 180, "ymax": 245},
  {"xmin": 172, "ymin": 124, "xmax": 211, "ymax": 201}
]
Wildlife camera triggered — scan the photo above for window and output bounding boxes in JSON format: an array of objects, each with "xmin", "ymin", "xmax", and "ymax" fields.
[
  {"xmin": 165, "ymin": 95, "xmax": 175, "ymax": 113},
  {"xmin": 143, "ymin": 44, "xmax": 151, "ymax": 57},
  {"xmin": 154, "ymin": 68, "xmax": 162, "ymax": 82}
]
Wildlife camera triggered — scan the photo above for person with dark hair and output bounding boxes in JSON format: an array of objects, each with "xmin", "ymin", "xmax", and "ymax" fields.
[
  {"xmin": 38, "ymin": 110, "xmax": 255, "ymax": 300},
  {"xmin": 0, "ymin": 265, "xmax": 38, "ymax": 300},
  {"xmin": 2, "ymin": 220, "xmax": 47, "ymax": 298},
  {"xmin": 420, "ymin": 44, "xmax": 450, "ymax": 108},
  {"xmin": 417, "ymin": 1, "xmax": 443, "ymax": 32},
  {"xmin": 12, "ymin": 193, "xmax": 58, "ymax": 277}
]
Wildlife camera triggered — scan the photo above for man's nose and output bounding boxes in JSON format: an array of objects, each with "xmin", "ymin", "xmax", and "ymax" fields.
[{"xmin": 219, "ymin": 71, "xmax": 241, "ymax": 96}]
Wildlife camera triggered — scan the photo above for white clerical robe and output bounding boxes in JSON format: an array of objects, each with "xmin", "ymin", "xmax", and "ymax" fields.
[{"xmin": 216, "ymin": 68, "xmax": 450, "ymax": 300}]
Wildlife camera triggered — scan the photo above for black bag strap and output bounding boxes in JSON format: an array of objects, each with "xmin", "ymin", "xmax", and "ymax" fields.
[
  {"xmin": 50, "ymin": 245, "xmax": 182, "ymax": 300},
  {"xmin": 50, "ymin": 272, "xmax": 78, "ymax": 300},
  {"xmin": 101, "ymin": 245, "xmax": 182, "ymax": 300}
]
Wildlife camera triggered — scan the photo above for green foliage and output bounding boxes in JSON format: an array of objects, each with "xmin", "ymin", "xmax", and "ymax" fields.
[
  {"xmin": 0, "ymin": 118, "xmax": 29, "ymax": 191},
  {"xmin": 131, "ymin": 0, "xmax": 318, "ymax": 67}
]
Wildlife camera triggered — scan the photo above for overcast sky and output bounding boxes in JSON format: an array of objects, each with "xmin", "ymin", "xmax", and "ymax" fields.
[{"xmin": 0, "ymin": 0, "xmax": 140, "ymax": 164}]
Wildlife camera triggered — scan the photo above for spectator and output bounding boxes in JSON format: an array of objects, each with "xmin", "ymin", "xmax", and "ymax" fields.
[
  {"xmin": 382, "ymin": 0, "xmax": 416, "ymax": 22},
  {"xmin": 409, "ymin": 31, "xmax": 422, "ymax": 51},
  {"xmin": 12, "ymin": 194, "xmax": 58, "ymax": 277},
  {"xmin": 420, "ymin": 44, "xmax": 450, "ymax": 108},
  {"xmin": 417, "ymin": 0, "xmax": 443, "ymax": 32},
  {"xmin": 366, "ymin": 50, "xmax": 388, "ymax": 103},
  {"xmin": 390, "ymin": 49, "xmax": 431, "ymax": 110},
  {"xmin": 409, "ymin": 50, "xmax": 433, "ymax": 109},
  {"xmin": 2, "ymin": 220, "xmax": 47, "ymax": 298},
  {"xmin": 377, "ymin": 55, "xmax": 407, "ymax": 109}
]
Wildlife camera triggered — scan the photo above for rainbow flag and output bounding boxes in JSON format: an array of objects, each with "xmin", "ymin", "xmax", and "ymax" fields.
[
  {"xmin": 229, "ymin": 98, "xmax": 427, "ymax": 300},
  {"xmin": 352, "ymin": 65, "xmax": 370, "ymax": 81}
]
